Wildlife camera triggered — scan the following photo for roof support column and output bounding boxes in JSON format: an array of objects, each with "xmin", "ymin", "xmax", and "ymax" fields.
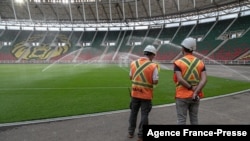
[
  {"xmin": 96, "ymin": 0, "xmax": 99, "ymax": 22},
  {"xmin": 135, "ymin": 0, "xmax": 138, "ymax": 18},
  {"xmin": 109, "ymin": 0, "xmax": 112, "ymax": 21},
  {"xmin": 177, "ymin": 0, "xmax": 180, "ymax": 11},
  {"xmin": 162, "ymin": 0, "xmax": 165, "ymax": 15},
  {"xmin": 11, "ymin": 0, "xmax": 17, "ymax": 20},
  {"xmin": 26, "ymin": 0, "xmax": 32, "ymax": 21},
  {"xmin": 149, "ymin": 0, "xmax": 151, "ymax": 17},
  {"xmin": 122, "ymin": 0, "xmax": 125, "ymax": 21},
  {"xmin": 68, "ymin": 0, "xmax": 73, "ymax": 22},
  {"xmin": 82, "ymin": 1, "xmax": 86, "ymax": 22}
]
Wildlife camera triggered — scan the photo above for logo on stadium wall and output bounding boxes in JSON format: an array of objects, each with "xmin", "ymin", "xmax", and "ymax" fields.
[{"xmin": 12, "ymin": 34, "xmax": 71, "ymax": 60}]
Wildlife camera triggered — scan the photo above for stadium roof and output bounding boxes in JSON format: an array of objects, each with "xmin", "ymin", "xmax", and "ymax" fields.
[{"xmin": 0, "ymin": 0, "xmax": 249, "ymax": 23}]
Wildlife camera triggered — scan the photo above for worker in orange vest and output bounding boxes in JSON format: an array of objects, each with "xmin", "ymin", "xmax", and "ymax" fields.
[
  {"xmin": 173, "ymin": 37, "xmax": 207, "ymax": 125},
  {"xmin": 128, "ymin": 45, "xmax": 159, "ymax": 141}
]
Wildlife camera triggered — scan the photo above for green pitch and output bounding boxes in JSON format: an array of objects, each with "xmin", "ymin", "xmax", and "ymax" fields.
[{"xmin": 0, "ymin": 64, "xmax": 249, "ymax": 123}]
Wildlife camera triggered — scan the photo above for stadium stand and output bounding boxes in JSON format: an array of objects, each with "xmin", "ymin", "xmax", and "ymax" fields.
[{"xmin": 0, "ymin": 1, "xmax": 249, "ymax": 65}]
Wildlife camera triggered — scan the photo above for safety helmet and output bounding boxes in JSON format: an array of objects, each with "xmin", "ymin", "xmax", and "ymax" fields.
[
  {"xmin": 181, "ymin": 37, "xmax": 196, "ymax": 51},
  {"xmin": 143, "ymin": 45, "xmax": 157, "ymax": 55}
]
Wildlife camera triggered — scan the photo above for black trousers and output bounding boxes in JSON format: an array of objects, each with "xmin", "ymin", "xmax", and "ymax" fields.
[{"xmin": 128, "ymin": 97, "xmax": 152, "ymax": 138}]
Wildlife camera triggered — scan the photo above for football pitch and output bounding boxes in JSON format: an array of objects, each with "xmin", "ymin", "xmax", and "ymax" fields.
[{"xmin": 0, "ymin": 63, "xmax": 249, "ymax": 123}]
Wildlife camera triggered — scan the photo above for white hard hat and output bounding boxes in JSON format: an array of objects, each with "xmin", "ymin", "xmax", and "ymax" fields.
[
  {"xmin": 181, "ymin": 37, "xmax": 196, "ymax": 51},
  {"xmin": 144, "ymin": 45, "xmax": 157, "ymax": 55}
]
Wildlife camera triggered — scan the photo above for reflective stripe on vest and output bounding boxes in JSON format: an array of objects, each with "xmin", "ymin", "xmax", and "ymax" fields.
[
  {"xmin": 179, "ymin": 57, "xmax": 200, "ymax": 85},
  {"xmin": 132, "ymin": 60, "xmax": 153, "ymax": 88}
]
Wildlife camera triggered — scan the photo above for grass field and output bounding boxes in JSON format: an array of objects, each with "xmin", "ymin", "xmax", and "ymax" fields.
[{"xmin": 0, "ymin": 63, "xmax": 249, "ymax": 124}]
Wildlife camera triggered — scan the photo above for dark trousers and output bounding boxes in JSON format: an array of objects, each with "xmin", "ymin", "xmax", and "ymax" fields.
[{"xmin": 128, "ymin": 97, "xmax": 152, "ymax": 138}]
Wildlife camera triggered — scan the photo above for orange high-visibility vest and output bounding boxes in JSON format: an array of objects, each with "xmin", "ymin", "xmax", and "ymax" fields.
[
  {"xmin": 130, "ymin": 58, "xmax": 157, "ymax": 100},
  {"xmin": 173, "ymin": 54, "xmax": 205, "ymax": 99}
]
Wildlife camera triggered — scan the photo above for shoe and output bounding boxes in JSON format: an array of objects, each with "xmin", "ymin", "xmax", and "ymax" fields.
[
  {"xmin": 127, "ymin": 133, "xmax": 134, "ymax": 138},
  {"xmin": 137, "ymin": 137, "xmax": 143, "ymax": 141}
]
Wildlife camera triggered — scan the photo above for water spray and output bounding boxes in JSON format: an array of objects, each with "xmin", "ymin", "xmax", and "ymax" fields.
[{"xmin": 166, "ymin": 42, "xmax": 250, "ymax": 81}]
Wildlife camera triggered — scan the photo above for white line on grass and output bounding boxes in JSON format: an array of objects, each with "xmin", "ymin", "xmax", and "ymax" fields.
[{"xmin": 0, "ymin": 87, "xmax": 129, "ymax": 90}]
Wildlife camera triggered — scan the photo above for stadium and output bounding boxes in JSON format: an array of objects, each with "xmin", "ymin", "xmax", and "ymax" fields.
[{"xmin": 0, "ymin": 0, "xmax": 250, "ymax": 140}]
